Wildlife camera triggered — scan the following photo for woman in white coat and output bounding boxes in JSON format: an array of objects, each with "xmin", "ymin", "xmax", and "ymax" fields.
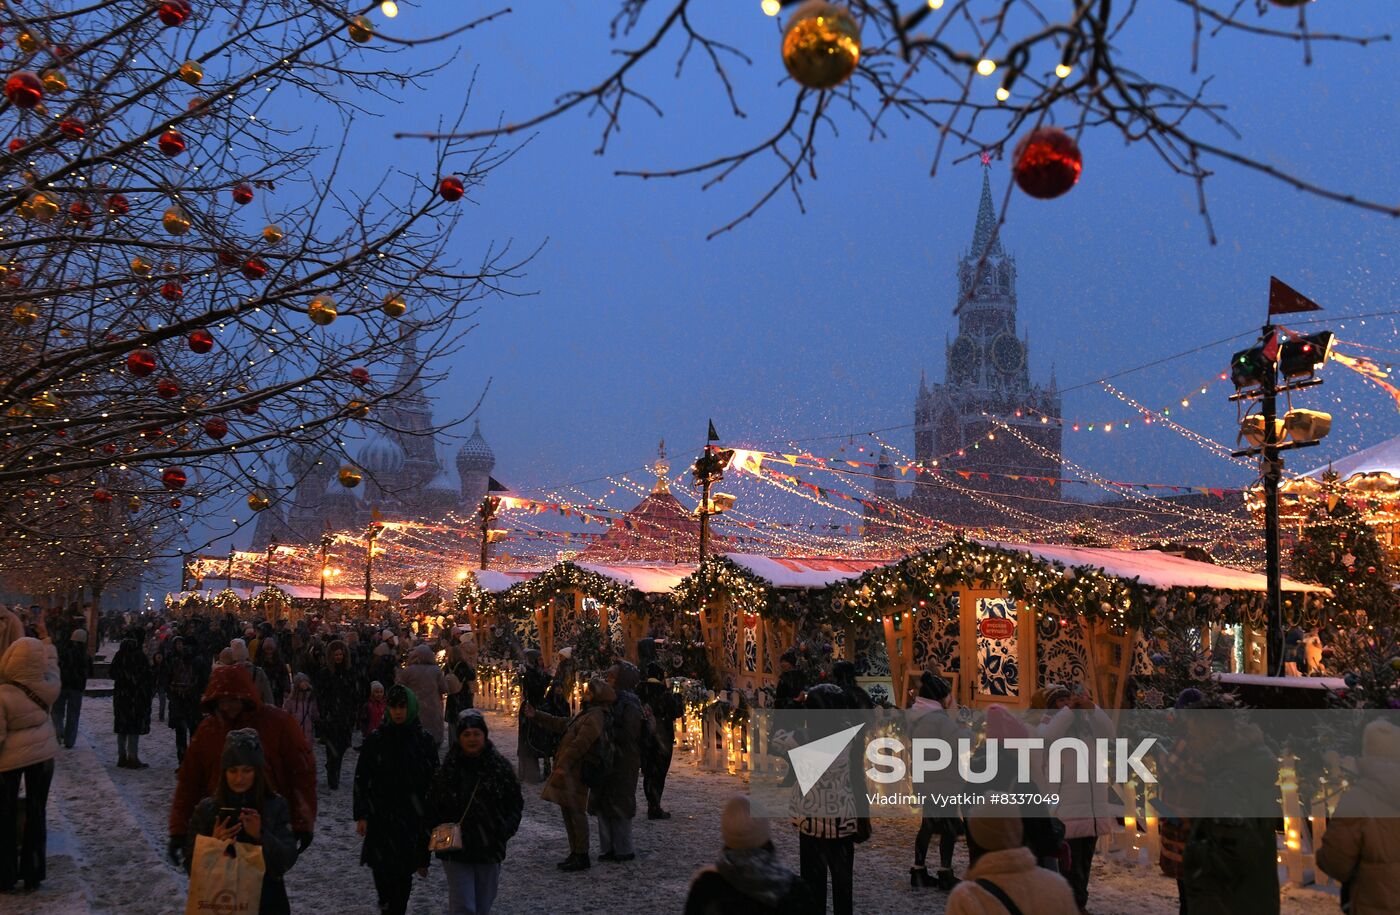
[{"xmin": 0, "ymin": 617, "xmax": 61, "ymax": 891}]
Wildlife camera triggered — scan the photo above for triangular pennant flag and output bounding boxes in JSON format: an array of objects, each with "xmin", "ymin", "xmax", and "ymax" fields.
[{"xmin": 1268, "ymin": 276, "xmax": 1322, "ymax": 316}]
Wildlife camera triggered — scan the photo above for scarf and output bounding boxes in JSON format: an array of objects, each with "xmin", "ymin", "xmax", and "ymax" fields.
[{"xmin": 714, "ymin": 846, "xmax": 793, "ymax": 908}]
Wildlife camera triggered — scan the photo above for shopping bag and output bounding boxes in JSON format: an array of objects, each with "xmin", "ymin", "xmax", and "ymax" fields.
[{"xmin": 185, "ymin": 834, "xmax": 265, "ymax": 915}]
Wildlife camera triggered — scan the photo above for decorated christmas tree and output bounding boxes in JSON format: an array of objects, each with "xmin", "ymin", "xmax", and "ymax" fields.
[{"xmin": 1291, "ymin": 474, "xmax": 1398, "ymax": 626}]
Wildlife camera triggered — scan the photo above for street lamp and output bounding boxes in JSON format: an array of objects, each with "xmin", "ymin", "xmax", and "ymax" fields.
[
  {"xmin": 363, "ymin": 523, "xmax": 381, "ymax": 621},
  {"xmin": 225, "ymin": 547, "xmax": 235, "ymax": 592},
  {"xmin": 264, "ymin": 535, "xmax": 279, "ymax": 592},
  {"xmin": 479, "ymin": 494, "xmax": 502, "ymax": 570},
  {"xmin": 691, "ymin": 420, "xmax": 736, "ymax": 565},
  {"xmin": 318, "ymin": 532, "xmax": 332, "ymax": 609}
]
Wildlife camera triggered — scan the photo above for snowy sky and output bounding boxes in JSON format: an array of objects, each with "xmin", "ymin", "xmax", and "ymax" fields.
[{"xmin": 189, "ymin": 1, "xmax": 1400, "ymax": 566}]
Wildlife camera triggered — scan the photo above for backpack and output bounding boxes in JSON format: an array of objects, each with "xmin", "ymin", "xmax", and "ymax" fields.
[{"xmin": 580, "ymin": 708, "xmax": 616, "ymax": 789}]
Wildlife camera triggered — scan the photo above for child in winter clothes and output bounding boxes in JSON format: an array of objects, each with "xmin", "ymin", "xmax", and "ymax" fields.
[
  {"xmin": 281, "ymin": 673, "xmax": 318, "ymax": 745},
  {"xmin": 185, "ymin": 728, "xmax": 299, "ymax": 915},
  {"xmin": 360, "ymin": 681, "xmax": 387, "ymax": 743}
]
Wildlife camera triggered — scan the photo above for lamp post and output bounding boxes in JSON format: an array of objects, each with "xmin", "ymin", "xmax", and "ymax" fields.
[
  {"xmin": 225, "ymin": 547, "xmax": 235, "ymax": 592},
  {"xmin": 264, "ymin": 535, "xmax": 279, "ymax": 592},
  {"xmin": 691, "ymin": 421, "xmax": 735, "ymax": 614},
  {"xmin": 363, "ymin": 523, "xmax": 381, "ymax": 621},
  {"xmin": 319, "ymin": 532, "xmax": 332, "ymax": 610},
  {"xmin": 479, "ymin": 494, "xmax": 502, "ymax": 570}
]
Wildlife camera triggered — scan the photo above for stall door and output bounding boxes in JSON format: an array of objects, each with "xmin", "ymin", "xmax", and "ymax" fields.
[{"xmin": 961, "ymin": 589, "xmax": 1034, "ymax": 709}]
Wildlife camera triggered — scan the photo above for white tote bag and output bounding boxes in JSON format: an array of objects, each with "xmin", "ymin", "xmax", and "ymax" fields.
[{"xmin": 185, "ymin": 834, "xmax": 265, "ymax": 915}]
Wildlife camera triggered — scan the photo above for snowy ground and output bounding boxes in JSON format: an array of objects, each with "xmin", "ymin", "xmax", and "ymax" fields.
[{"xmin": 14, "ymin": 695, "xmax": 1342, "ymax": 914}]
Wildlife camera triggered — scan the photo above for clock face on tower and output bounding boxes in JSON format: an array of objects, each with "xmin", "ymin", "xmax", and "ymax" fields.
[
  {"xmin": 991, "ymin": 333, "xmax": 1024, "ymax": 374},
  {"xmin": 949, "ymin": 336, "xmax": 977, "ymax": 383}
]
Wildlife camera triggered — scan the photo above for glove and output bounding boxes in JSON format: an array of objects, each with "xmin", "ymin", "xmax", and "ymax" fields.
[
  {"xmin": 167, "ymin": 835, "xmax": 186, "ymax": 868},
  {"xmin": 294, "ymin": 831, "xmax": 314, "ymax": 853}
]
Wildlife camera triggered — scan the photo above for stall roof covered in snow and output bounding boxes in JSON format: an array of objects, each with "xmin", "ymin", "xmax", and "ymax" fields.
[
  {"xmin": 722, "ymin": 554, "xmax": 895, "ymax": 589},
  {"xmin": 575, "ymin": 562, "xmax": 697, "ymax": 593},
  {"xmin": 169, "ymin": 584, "xmax": 391, "ymax": 602},
  {"xmin": 473, "ymin": 569, "xmax": 544, "ymax": 593},
  {"xmin": 1300, "ymin": 434, "xmax": 1400, "ymax": 482},
  {"xmin": 979, "ymin": 542, "xmax": 1329, "ymax": 594}
]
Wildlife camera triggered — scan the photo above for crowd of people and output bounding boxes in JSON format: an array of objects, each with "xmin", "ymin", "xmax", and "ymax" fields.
[{"xmin": 0, "ymin": 601, "xmax": 1395, "ymax": 915}]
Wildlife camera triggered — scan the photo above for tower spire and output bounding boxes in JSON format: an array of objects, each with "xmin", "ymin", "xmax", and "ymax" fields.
[
  {"xmin": 971, "ymin": 158, "xmax": 1004, "ymax": 258},
  {"xmin": 652, "ymin": 439, "xmax": 671, "ymax": 494}
]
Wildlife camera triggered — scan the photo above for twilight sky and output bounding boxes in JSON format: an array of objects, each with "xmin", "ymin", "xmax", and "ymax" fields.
[{"xmin": 198, "ymin": 1, "xmax": 1400, "ymax": 561}]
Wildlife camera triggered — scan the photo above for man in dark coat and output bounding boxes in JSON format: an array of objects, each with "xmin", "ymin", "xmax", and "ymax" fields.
[
  {"xmin": 685, "ymin": 796, "xmax": 819, "ymax": 915},
  {"xmin": 354, "ymin": 684, "xmax": 439, "ymax": 915},
  {"xmin": 51, "ymin": 628, "xmax": 91, "ymax": 749},
  {"xmin": 312, "ymin": 639, "xmax": 361, "ymax": 790},
  {"xmin": 516, "ymin": 649, "xmax": 554, "ymax": 784},
  {"xmin": 110, "ymin": 637, "xmax": 153, "ymax": 768},
  {"xmin": 638, "ymin": 662, "xmax": 683, "ymax": 819},
  {"xmin": 592, "ymin": 661, "xmax": 645, "ymax": 862},
  {"xmin": 166, "ymin": 636, "xmax": 209, "ymax": 763},
  {"xmin": 168, "ymin": 665, "xmax": 317, "ymax": 866},
  {"xmin": 775, "ymin": 650, "xmax": 806, "ymax": 710}
]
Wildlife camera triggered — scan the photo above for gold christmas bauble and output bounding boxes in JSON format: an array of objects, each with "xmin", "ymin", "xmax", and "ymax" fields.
[
  {"xmin": 262, "ymin": 224, "xmax": 283, "ymax": 245},
  {"xmin": 347, "ymin": 399, "xmax": 370, "ymax": 418},
  {"xmin": 308, "ymin": 296, "xmax": 338, "ymax": 326},
  {"xmin": 178, "ymin": 60, "xmax": 204, "ymax": 85},
  {"xmin": 247, "ymin": 491, "xmax": 271, "ymax": 512},
  {"xmin": 18, "ymin": 32, "xmax": 41, "ymax": 53},
  {"xmin": 27, "ymin": 192, "xmax": 60, "ymax": 223},
  {"xmin": 163, "ymin": 205, "xmax": 192, "ymax": 235},
  {"xmin": 12, "ymin": 303, "xmax": 37, "ymax": 326},
  {"xmin": 30, "ymin": 392, "xmax": 60, "ymax": 415},
  {"xmin": 128, "ymin": 495, "xmax": 141, "ymax": 512},
  {"xmin": 381, "ymin": 293, "xmax": 406, "ymax": 318},
  {"xmin": 781, "ymin": 1, "xmax": 860, "ymax": 90},
  {"xmin": 40, "ymin": 70, "xmax": 68, "ymax": 95},
  {"xmin": 347, "ymin": 15, "xmax": 374, "ymax": 42},
  {"xmin": 131, "ymin": 256, "xmax": 154, "ymax": 277},
  {"xmin": 338, "ymin": 466, "xmax": 362, "ymax": 488}
]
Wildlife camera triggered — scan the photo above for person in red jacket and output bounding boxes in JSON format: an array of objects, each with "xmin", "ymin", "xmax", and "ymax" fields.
[{"xmin": 167, "ymin": 665, "xmax": 317, "ymax": 866}]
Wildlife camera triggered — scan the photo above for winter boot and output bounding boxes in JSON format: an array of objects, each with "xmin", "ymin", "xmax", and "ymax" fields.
[
  {"xmin": 117, "ymin": 754, "xmax": 129, "ymax": 768},
  {"xmin": 557, "ymin": 854, "xmax": 590, "ymax": 872},
  {"xmin": 130, "ymin": 759, "xmax": 150, "ymax": 769},
  {"xmin": 910, "ymin": 867, "xmax": 938, "ymax": 888},
  {"xmin": 647, "ymin": 808, "xmax": 672, "ymax": 820},
  {"xmin": 598, "ymin": 851, "xmax": 618, "ymax": 862},
  {"xmin": 936, "ymin": 868, "xmax": 959, "ymax": 891}
]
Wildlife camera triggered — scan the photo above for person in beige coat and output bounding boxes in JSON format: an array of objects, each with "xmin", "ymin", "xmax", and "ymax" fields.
[
  {"xmin": 945, "ymin": 816, "xmax": 1080, "ymax": 915},
  {"xmin": 0, "ymin": 624, "xmax": 61, "ymax": 891},
  {"xmin": 525, "ymin": 677, "xmax": 614, "ymax": 872},
  {"xmin": 0, "ymin": 604, "xmax": 24, "ymax": 660},
  {"xmin": 1317, "ymin": 718, "xmax": 1400, "ymax": 915}
]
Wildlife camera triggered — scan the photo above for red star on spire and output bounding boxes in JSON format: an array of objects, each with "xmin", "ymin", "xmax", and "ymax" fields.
[{"xmin": 980, "ymin": 150, "xmax": 992, "ymax": 166}]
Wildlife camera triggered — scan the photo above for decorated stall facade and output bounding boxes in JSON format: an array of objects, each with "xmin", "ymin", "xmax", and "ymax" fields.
[
  {"xmin": 828, "ymin": 539, "xmax": 1330, "ymax": 710},
  {"xmin": 166, "ymin": 582, "xmax": 391, "ymax": 622}
]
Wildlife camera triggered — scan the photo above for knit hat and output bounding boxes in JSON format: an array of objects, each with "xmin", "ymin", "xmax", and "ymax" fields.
[
  {"xmin": 985, "ymin": 704, "xmax": 1029, "ymax": 741},
  {"xmin": 583, "ymin": 677, "xmax": 616, "ymax": 704},
  {"xmin": 780, "ymin": 649, "xmax": 797, "ymax": 666},
  {"xmin": 967, "ymin": 815, "xmax": 1023, "ymax": 852},
  {"xmin": 1363, "ymin": 719, "xmax": 1400, "ymax": 761},
  {"xmin": 455, "ymin": 708, "xmax": 488, "ymax": 738},
  {"xmin": 70, "ymin": 629, "xmax": 88, "ymax": 644},
  {"xmin": 372, "ymin": 642, "xmax": 391, "ymax": 658},
  {"xmin": 720, "ymin": 796, "xmax": 770, "ymax": 851},
  {"xmin": 369, "ymin": 680, "xmax": 385, "ymax": 696},
  {"xmin": 919, "ymin": 670, "xmax": 950, "ymax": 703},
  {"xmin": 524, "ymin": 648, "xmax": 542, "ymax": 664},
  {"xmin": 556, "ymin": 647, "xmax": 573, "ymax": 660},
  {"xmin": 228, "ymin": 638, "xmax": 250, "ymax": 663},
  {"xmin": 386, "ymin": 683, "xmax": 419, "ymax": 723},
  {"xmin": 221, "ymin": 728, "xmax": 265, "ymax": 770},
  {"xmin": 1030, "ymin": 684, "xmax": 1070, "ymax": 709}
]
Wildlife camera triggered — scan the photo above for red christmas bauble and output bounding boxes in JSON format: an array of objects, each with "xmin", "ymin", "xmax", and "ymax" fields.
[
  {"xmin": 157, "ymin": 0, "xmax": 192, "ymax": 27},
  {"xmin": 58, "ymin": 118, "xmax": 85, "ymax": 140},
  {"xmin": 156, "ymin": 378, "xmax": 181, "ymax": 399},
  {"xmin": 350, "ymin": 367, "xmax": 370, "ymax": 386},
  {"xmin": 101, "ymin": 443, "xmax": 117, "ymax": 454},
  {"xmin": 4, "ymin": 72, "xmax": 43, "ymax": 109},
  {"xmin": 231, "ymin": 183, "xmax": 254, "ymax": 205},
  {"xmin": 217, "ymin": 250, "xmax": 241, "ymax": 268},
  {"xmin": 203, "ymin": 417, "xmax": 228, "ymax": 439},
  {"xmin": 161, "ymin": 467, "xmax": 187, "ymax": 490},
  {"xmin": 241, "ymin": 258, "xmax": 267, "ymax": 281},
  {"xmin": 237, "ymin": 401, "xmax": 259, "ymax": 415},
  {"xmin": 170, "ymin": 497, "xmax": 182, "ymax": 509},
  {"xmin": 68, "ymin": 201, "xmax": 93, "ymax": 225},
  {"xmin": 439, "ymin": 176, "xmax": 465, "ymax": 201},
  {"xmin": 139, "ymin": 425, "xmax": 164, "ymax": 439},
  {"xmin": 159, "ymin": 281, "xmax": 183, "ymax": 301},
  {"xmin": 1012, "ymin": 126, "xmax": 1083, "ymax": 200},
  {"xmin": 92, "ymin": 488, "xmax": 112, "ymax": 504},
  {"xmin": 188, "ymin": 329, "xmax": 214, "ymax": 353},
  {"xmin": 106, "ymin": 194, "xmax": 129, "ymax": 216},
  {"xmin": 158, "ymin": 130, "xmax": 186, "ymax": 157},
  {"xmin": 7, "ymin": 138, "xmax": 26, "ymax": 153},
  {"xmin": 126, "ymin": 349, "xmax": 157, "ymax": 377}
]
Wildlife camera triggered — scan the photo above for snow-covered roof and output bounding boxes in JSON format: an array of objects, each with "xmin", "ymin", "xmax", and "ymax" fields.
[
  {"xmin": 1300, "ymin": 434, "xmax": 1400, "ymax": 481},
  {"xmin": 722, "ymin": 554, "xmax": 896, "ymax": 589},
  {"xmin": 473, "ymin": 569, "xmax": 543, "ymax": 593},
  {"xmin": 1216, "ymin": 672, "xmax": 1346, "ymax": 691},
  {"xmin": 979, "ymin": 542, "xmax": 1329, "ymax": 594},
  {"xmin": 575, "ymin": 562, "xmax": 697, "ymax": 593},
  {"xmin": 169, "ymin": 584, "xmax": 391, "ymax": 602}
]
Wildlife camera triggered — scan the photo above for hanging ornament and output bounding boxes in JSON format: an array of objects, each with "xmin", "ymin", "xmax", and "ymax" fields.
[
  {"xmin": 188, "ymin": 329, "xmax": 214, "ymax": 353},
  {"xmin": 161, "ymin": 467, "xmax": 188, "ymax": 490},
  {"xmin": 203, "ymin": 416, "xmax": 228, "ymax": 439},
  {"xmin": 217, "ymin": 250, "xmax": 242, "ymax": 268},
  {"xmin": 68, "ymin": 201, "xmax": 93, "ymax": 226},
  {"xmin": 347, "ymin": 15, "xmax": 374, "ymax": 42},
  {"xmin": 126, "ymin": 349, "xmax": 157, "ymax": 377},
  {"xmin": 439, "ymin": 176, "xmax": 465, "ymax": 201},
  {"xmin": 40, "ymin": 70, "xmax": 67, "ymax": 95},
  {"xmin": 347, "ymin": 399, "xmax": 370, "ymax": 418},
  {"xmin": 780, "ymin": 2, "xmax": 861, "ymax": 90},
  {"xmin": 177, "ymin": 60, "xmax": 204, "ymax": 86},
  {"xmin": 131, "ymin": 256, "xmax": 154, "ymax": 277},
  {"xmin": 187, "ymin": 96, "xmax": 209, "ymax": 115},
  {"xmin": 92, "ymin": 487, "xmax": 113, "ymax": 504},
  {"xmin": 158, "ymin": 130, "xmax": 186, "ymax": 157},
  {"xmin": 247, "ymin": 492, "xmax": 271, "ymax": 512},
  {"xmin": 30, "ymin": 392, "xmax": 60, "ymax": 415},
  {"xmin": 5, "ymin": 72, "xmax": 43, "ymax": 109},
  {"xmin": 162, "ymin": 204, "xmax": 191, "ymax": 235},
  {"xmin": 1390, "ymin": 656, "xmax": 1400, "ymax": 672},
  {"xmin": 159, "ymin": 281, "xmax": 184, "ymax": 301},
  {"xmin": 338, "ymin": 466, "xmax": 363, "ymax": 488},
  {"xmin": 231, "ymin": 183, "xmax": 254, "ymax": 205},
  {"xmin": 1012, "ymin": 126, "xmax": 1082, "ymax": 199},
  {"xmin": 241, "ymin": 257, "xmax": 267, "ymax": 281},
  {"xmin": 58, "ymin": 118, "xmax": 85, "ymax": 140},
  {"xmin": 156, "ymin": 378, "xmax": 181, "ymax": 399},
  {"xmin": 237, "ymin": 400, "xmax": 259, "ymax": 415},
  {"xmin": 127, "ymin": 495, "xmax": 141, "ymax": 512},
  {"xmin": 11, "ymin": 303, "xmax": 37, "ymax": 327},
  {"xmin": 25, "ymin": 192, "xmax": 60, "ymax": 222},
  {"xmin": 262, "ymin": 224, "xmax": 284, "ymax": 245},
  {"xmin": 157, "ymin": 0, "xmax": 192, "ymax": 27},
  {"xmin": 308, "ymin": 296, "xmax": 338, "ymax": 326},
  {"xmin": 1343, "ymin": 551, "xmax": 1356, "ymax": 568},
  {"xmin": 7, "ymin": 138, "xmax": 27, "ymax": 153},
  {"xmin": 349, "ymin": 367, "xmax": 371, "ymax": 386},
  {"xmin": 106, "ymin": 194, "xmax": 130, "ymax": 216},
  {"xmin": 17, "ymin": 32, "xmax": 42, "ymax": 53},
  {"xmin": 381, "ymin": 293, "xmax": 406, "ymax": 318}
]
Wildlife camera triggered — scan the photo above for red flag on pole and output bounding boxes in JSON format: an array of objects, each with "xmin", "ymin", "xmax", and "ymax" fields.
[{"xmin": 1268, "ymin": 276, "xmax": 1321, "ymax": 316}]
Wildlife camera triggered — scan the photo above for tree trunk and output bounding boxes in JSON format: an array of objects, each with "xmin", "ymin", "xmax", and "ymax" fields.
[{"xmin": 87, "ymin": 579, "xmax": 102, "ymax": 658}]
